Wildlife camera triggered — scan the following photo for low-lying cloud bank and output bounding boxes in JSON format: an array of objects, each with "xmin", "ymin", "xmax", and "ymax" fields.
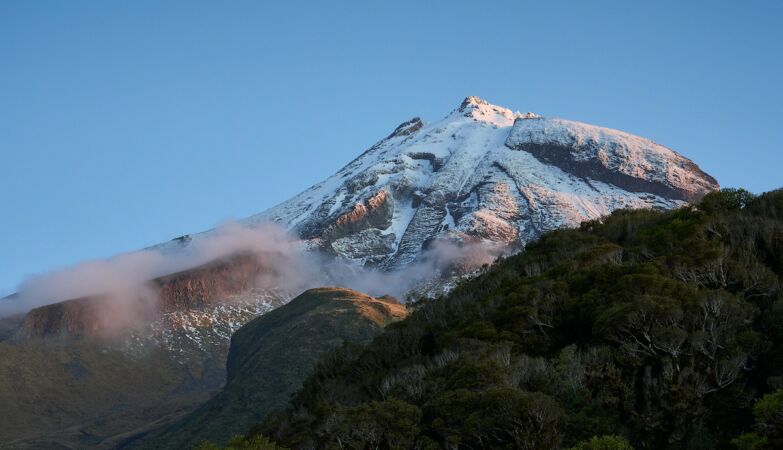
[{"xmin": 0, "ymin": 222, "xmax": 503, "ymax": 328}]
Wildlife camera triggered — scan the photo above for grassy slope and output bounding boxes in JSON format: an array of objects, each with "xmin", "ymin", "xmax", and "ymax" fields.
[
  {"xmin": 0, "ymin": 259, "xmax": 284, "ymax": 449},
  {"xmin": 136, "ymin": 287, "xmax": 407, "ymax": 450},
  {"xmin": 0, "ymin": 339, "xmax": 223, "ymax": 449}
]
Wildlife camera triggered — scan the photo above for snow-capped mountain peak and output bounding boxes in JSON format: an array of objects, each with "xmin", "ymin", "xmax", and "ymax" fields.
[
  {"xmin": 161, "ymin": 97, "xmax": 719, "ymax": 271},
  {"xmin": 449, "ymin": 95, "xmax": 522, "ymax": 127}
]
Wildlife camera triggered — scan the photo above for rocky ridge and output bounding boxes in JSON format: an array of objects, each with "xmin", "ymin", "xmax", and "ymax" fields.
[
  {"xmin": 20, "ymin": 254, "xmax": 288, "ymax": 343},
  {"xmin": 0, "ymin": 96, "xmax": 721, "ymax": 449},
  {"xmin": 165, "ymin": 96, "xmax": 718, "ymax": 271}
]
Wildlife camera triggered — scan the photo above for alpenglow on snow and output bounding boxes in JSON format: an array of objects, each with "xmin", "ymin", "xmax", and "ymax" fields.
[{"xmin": 165, "ymin": 96, "xmax": 719, "ymax": 269}]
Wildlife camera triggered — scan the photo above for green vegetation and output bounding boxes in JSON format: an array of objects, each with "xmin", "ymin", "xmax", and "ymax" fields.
[
  {"xmin": 139, "ymin": 288, "xmax": 406, "ymax": 449},
  {"xmin": 730, "ymin": 388, "xmax": 783, "ymax": 449},
  {"xmin": 0, "ymin": 338, "xmax": 223, "ymax": 449},
  {"xmin": 569, "ymin": 435, "xmax": 634, "ymax": 450},
  {"xmin": 196, "ymin": 434, "xmax": 288, "ymax": 450},
  {"xmin": 219, "ymin": 188, "xmax": 783, "ymax": 449}
]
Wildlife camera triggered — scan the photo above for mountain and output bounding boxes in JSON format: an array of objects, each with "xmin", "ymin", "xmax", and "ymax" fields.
[
  {"xmin": 20, "ymin": 253, "xmax": 284, "ymax": 340},
  {"xmin": 15, "ymin": 96, "xmax": 719, "ymax": 340},
  {"xmin": 136, "ymin": 287, "xmax": 406, "ymax": 449},
  {"xmin": 0, "ymin": 338, "xmax": 220, "ymax": 450},
  {"xmin": 0, "ymin": 96, "xmax": 719, "ymax": 449},
  {"xmin": 0, "ymin": 255, "xmax": 286, "ymax": 449},
  {"xmin": 228, "ymin": 189, "xmax": 783, "ymax": 450},
  {"xmin": 161, "ymin": 96, "xmax": 718, "ymax": 270}
]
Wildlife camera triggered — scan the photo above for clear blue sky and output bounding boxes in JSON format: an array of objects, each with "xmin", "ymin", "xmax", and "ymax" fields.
[{"xmin": 1, "ymin": 1, "xmax": 781, "ymax": 296}]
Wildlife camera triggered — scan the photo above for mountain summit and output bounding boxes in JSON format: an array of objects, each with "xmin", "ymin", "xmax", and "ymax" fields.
[
  {"xmin": 0, "ymin": 97, "xmax": 721, "ymax": 448},
  {"xmin": 452, "ymin": 95, "xmax": 522, "ymax": 126},
  {"xmin": 177, "ymin": 96, "xmax": 717, "ymax": 269}
]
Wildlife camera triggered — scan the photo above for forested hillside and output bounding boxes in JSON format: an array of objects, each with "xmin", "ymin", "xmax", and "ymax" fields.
[
  {"xmin": 210, "ymin": 189, "xmax": 783, "ymax": 450},
  {"xmin": 138, "ymin": 288, "xmax": 406, "ymax": 449}
]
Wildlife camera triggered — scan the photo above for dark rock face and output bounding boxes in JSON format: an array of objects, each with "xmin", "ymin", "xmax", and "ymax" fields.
[
  {"xmin": 21, "ymin": 296, "xmax": 109, "ymax": 338},
  {"xmin": 136, "ymin": 287, "xmax": 407, "ymax": 449},
  {"xmin": 20, "ymin": 254, "xmax": 271, "ymax": 339},
  {"xmin": 154, "ymin": 254, "xmax": 267, "ymax": 313},
  {"xmin": 320, "ymin": 189, "xmax": 394, "ymax": 244},
  {"xmin": 508, "ymin": 142, "xmax": 717, "ymax": 203},
  {"xmin": 504, "ymin": 115, "xmax": 720, "ymax": 203},
  {"xmin": 386, "ymin": 117, "xmax": 423, "ymax": 139},
  {"xmin": 231, "ymin": 97, "xmax": 719, "ymax": 273},
  {"xmin": 330, "ymin": 228, "xmax": 397, "ymax": 261},
  {"xmin": 407, "ymin": 151, "xmax": 446, "ymax": 171}
]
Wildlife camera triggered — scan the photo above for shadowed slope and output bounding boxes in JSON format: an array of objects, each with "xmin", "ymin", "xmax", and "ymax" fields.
[
  {"xmin": 137, "ymin": 287, "xmax": 406, "ymax": 449},
  {"xmin": 242, "ymin": 189, "xmax": 783, "ymax": 450}
]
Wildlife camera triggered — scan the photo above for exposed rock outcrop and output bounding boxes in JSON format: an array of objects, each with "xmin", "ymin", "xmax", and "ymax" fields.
[
  {"xmin": 20, "ymin": 254, "xmax": 272, "ymax": 338},
  {"xmin": 195, "ymin": 96, "xmax": 720, "ymax": 271},
  {"xmin": 505, "ymin": 115, "xmax": 718, "ymax": 202},
  {"xmin": 0, "ymin": 96, "xmax": 721, "ymax": 449}
]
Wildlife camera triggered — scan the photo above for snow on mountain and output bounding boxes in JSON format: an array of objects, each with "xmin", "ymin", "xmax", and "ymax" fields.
[
  {"xmin": 0, "ymin": 97, "xmax": 721, "ymax": 441},
  {"xmin": 20, "ymin": 96, "xmax": 718, "ymax": 339},
  {"xmin": 184, "ymin": 96, "xmax": 715, "ymax": 269}
]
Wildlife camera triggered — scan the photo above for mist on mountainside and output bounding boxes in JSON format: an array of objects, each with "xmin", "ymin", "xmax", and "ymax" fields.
[{"xmin": 0, "ymin": 221, "xmax": 501, "ymax": 333}]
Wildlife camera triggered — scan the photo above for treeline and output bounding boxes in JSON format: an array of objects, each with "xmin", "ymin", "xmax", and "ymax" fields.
[{"xmin": 205, "ymin": 188, "xmax": 783, "ymax": 449}]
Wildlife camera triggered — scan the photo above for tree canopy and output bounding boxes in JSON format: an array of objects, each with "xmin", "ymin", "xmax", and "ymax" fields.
[{"xmin": 216, "ymin": 189, "xmax": 783, "ymax": 449}]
